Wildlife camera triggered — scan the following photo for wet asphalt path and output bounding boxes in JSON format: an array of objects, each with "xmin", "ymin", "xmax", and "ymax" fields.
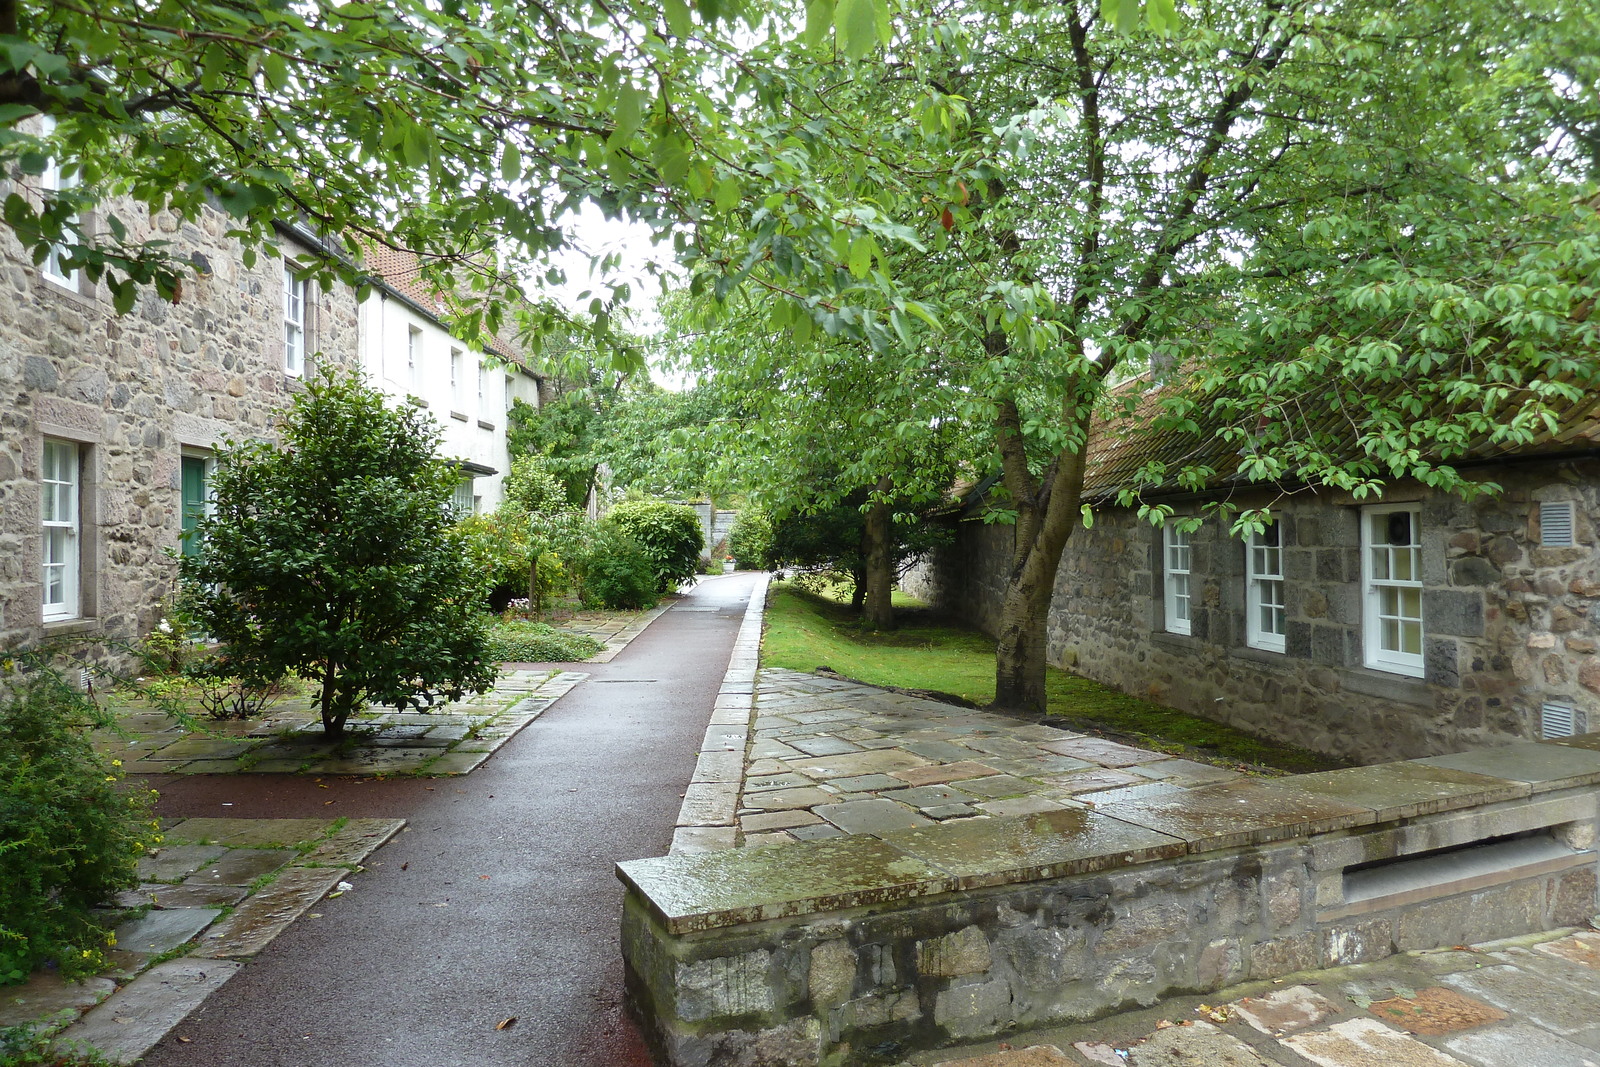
[{"xmin": 139, "ymin": 572, "xmax": 761, "ymax": 1067}]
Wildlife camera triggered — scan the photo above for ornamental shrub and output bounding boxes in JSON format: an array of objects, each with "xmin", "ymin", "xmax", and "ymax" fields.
[
  {"xmin": 727, "ymin": 509, "xmax": 773, "ymax": 570},
  {"xmin": 577, "ymin": 525, "xmax": 659, "ymax": 610},
  {"xmin": 603, "ymin": 500, "xmax": 704, "ymax": 594},
  {"xmin": 178, "ymin": 370, "xmax": 496, "ymax": 737},
  {"xmin": 0, "ymin": 656, "xmax": 156, "ymax": 985},
  {"xmin": 486, "ymin": 620, "xmax": 604, "ymax": 662}
]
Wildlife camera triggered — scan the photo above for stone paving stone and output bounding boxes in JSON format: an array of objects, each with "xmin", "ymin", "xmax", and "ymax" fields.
[
  {"xmin": 0, "ymin": 972, "xmax": 115, "ymax": 1028},
  {"xmin": 905, "ymin": 739, "xmax": 986, "ymax": 763},
  {"xmin": 671, "ymin": 826, "xmax": 737, "ymax": 854},
  {"xmin": 421, "ymin": 750, "xmax": 492, "ymax": 774},
  {"xmin": 1078, "ymin": 782, "xmax": 1188, "ymax": 807},
  {"xmin": 742, "ymin": 787, "xmax": 836, "ymax": 811},
  {"xmin": 1441, "ymin": 964, "xmax": 1600, "ymax": 1034},
  {"xmin": 789, "ymin": 823, "xmax": 848, "ymax": 841},
  {"xmin": 1129, "ymin": 759, "xmax": 1245, "ymax": 787},
  {"xmin": 366, "ymin": 734, "xmax": 454, "ymax": 749},
  {"xmin": 753, "ymin": 715, "xmax": 797, "ymax": 729},
  {"xmin": 186, "ymin": 848, "xmax": 294, "ymax": 887},
  {"xmin": 1534, "ymin": 931, "xmax": 1600, "ymax": 970},
  {"xmin": 1291, "ymin": 761, "xmax": 1528, "ymax": 820},
  {"xmin": 789, "ymin": 708, "xmax": 864, "ymax": 725},
  {"xmin": 1233, "ymin": 984, "xmax": 1342, "ymax": 1035},
  {"xmin": 1443, "ymin": 1022, "xmax": 1600, "ymax": 1067},
  {"xmin": 931, "ymin": 1046, "xmax": 1076, "ymax": 1066},
  {"xmin": 880, "ymin": 785, "xmax": 975, "ymax": 808},
  {"xmin": 828, "ymin": 773, "xmax": 914, "ymax": 792},
  {"xmin": 744, "ymin": 772, "xmax": 816, "ymax": 792},
  {"xmin": 691, "ymin": 750, "xmax": 746, "ymax": 784},
  {"xmin": 1127, "ymin": 1020, "xmax": 1280, "ymax": 1065},
  {"xmin": 744, "ymin": 832, "xmax": 795, "ymax": 847},
  {"xmin": 166, "ymin": 818, "xmax": 332, "ymax": 848},
  {"xmin": 137, "ymin": 844, "xmax": 228, "ymax": 882},
  {"xmin": 55, "ymin": 958, "xmax": 243, "ymax": 1065},
  {"xmin": 923, "ymin": 804, "xmax": 980, "ymax": 820},
  {"xmin": 813, "ymin": 798, "xmax": 933, "ymax": 834},
  {"xmin": 791, "ymin": 736, "xmax": 863, "ymax": 757},
  {"xmin": 741, "ymin": 809, "xmax": 825, "ymax": 832},
  {"xmin": 788, "ymin": 749, "xmax": 933, "ymax": 780},
  {"xmin": 296, "ymin": 818, "xmax": 404, "ymax": 866},
  {"xmin": 121, "ymin": 883, "xmax": 249, "ymax": 909},
  {"xmin": 1284, "ymin": 1017, "xmax": 1472, "ymax": 1066},
  {"xmin": 957, "ymin": 774, "xmax": 1036, "ymax": 798},
  {"xmin": 678, "ymin": 782, "xmax": 740, "ymax": 826},
  {"xmin": 1417, "ymin": 742, "xmax": 1600, "ymax": 792},
  {"xmin": 1038, "ymin": 737, "xmax": 1170, "ymax": 767},
  {"xmin": 747, "ymin": 758, "xmax": 789, "ymax": 776},
  {"xmin": 1093, "ymin": 778, "xmax": 1373, "ymax": 852},
  {"xmin": 891, "ymin": 761, "xmax": 1003, "ymax": 787},
  {"xmin": 1367, "ymin": 987, "xmax": 1508, "ymax": 1035},
  {"xmin": 195, "ymin": 867, "xmax": 346, "ymax": 959},
  {"xmin": 963, "ymin": 737, "xmax": 1046, "ymax": 760},
  {"xmin": 977, "ymin": 796, "xmax": 1067, "ymax": 818},
  {"xmin": 112, "ymin": 909, "xmax": 223, "ymax": 958},
  {"xmin": 140, "ymin": 738, "xmax": 256, "ymax": 761},
  {"xmin": 750, "ymin": 738, "xmax": 806, "ymax": 759}
]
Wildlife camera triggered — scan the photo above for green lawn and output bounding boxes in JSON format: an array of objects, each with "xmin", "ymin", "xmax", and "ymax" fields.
[{"xmin": 761, "ymin": 582, "xmax": 1345, "ymax": 775}]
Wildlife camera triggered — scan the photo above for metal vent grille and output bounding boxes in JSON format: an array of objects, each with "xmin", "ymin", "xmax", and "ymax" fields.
[
  {"xmin": 1542, "ymin": 701, "xmax": 1576, "ymax": 739},
  {"xmin": 1540, "ymin": 502, "xmax": 1575, "ymax": 547}
]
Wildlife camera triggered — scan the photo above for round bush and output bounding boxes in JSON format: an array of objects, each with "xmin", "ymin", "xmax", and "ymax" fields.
[
  {"xmin": 578, "ymin": 525, "xmax": 660, "ymax": 610},
  {"xmin": 487, "ymin": 620, "xmax": 604, "ymax": 662},
  {"xmin": 604, "ymin": 500, "xmax": 704, "ymax": 593},
  {"xmin": 727, "ymin": 509, "xmax": 773, "ymax": 570}
]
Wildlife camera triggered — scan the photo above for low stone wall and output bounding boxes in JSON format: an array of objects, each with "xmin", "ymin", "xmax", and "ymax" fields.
[{"xmin": 619, "ymin": 735, "xmax": 1600, "ymax": 1066}]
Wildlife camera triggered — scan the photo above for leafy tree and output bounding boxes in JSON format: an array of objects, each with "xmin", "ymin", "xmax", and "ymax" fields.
[
  {"xmin": 500, "ymin": 454, "xmax": 586, "ymax": 614},
  {"xmin": 676, "ymin": 0, "xmax": 1600, "ymax": 715},
  {"xmin": 179, "ymin": 371, "xmax": 496, "ymax": 737},
  {"xmin": 604, "ymin": 500, "xmax": 705, "ymax": 593}
]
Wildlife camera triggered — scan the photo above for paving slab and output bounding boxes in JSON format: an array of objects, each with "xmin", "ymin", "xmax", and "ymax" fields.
[
  {"xmin": 1366, "ymin": 987, "xmax": 1508, "ymax": 1035},
  {"xmin": 121, "ymin": 883, "xmax": 250, "ymax": 909},
  {"xmin": 789, "ymin": 749, "xmax": 934, "ymax": 780},
  {"xmin": 932, "ymin": 1046, "xmax": 1076, "ymax": 1066},
  {"xmin": 1128, "ymin": 1020, "xmax": 1280, "ymax": 1065},
  {"xmin": 0, "ymin": 974, "xmax": 115, "ymax": 1029},
  {"xmin": 1038, "ymin": 737, "xmax": 1169, "ymax": 767},
  {"xmin": 1283, "ymin": 1018, "xmax": 1472, "ymax": 1066},
  {"xmin": 54, "ymin": 958, "xmax": 243, "ymax": 1066},
  {"xmin": 1093, "ymin": 778, "xmax": 1373, "ymax": 852},
  {"xmin": 185, "ymin": 848, "xmax": 294, "ymax": 887},
  {"xmin": 1441, "ymin": 964, "xmax": 1600, "ymax": 1034},
  {"xmin": 1233, "ymin": 984, "xmax": 1341, "ymax": 1035},
  {"xmin": 163, "ymin": 818, "xmax": 331, "ymax": 848},
  {"xmin": 1441, "ymin": 1022, "xmax": 1600, "ymax": 1067},
  {"xmin": 194, "ymin": 866, "xmax": 347, "ymax": 960},
  {"xmin": 112, "ymin": 909, "xmax": 223, "ymax": 958},
  {"xmin": 890, "ymin": 761, "xmax": 1003, "ymax": 787},
  {"xmin": 1535, "ymin": 931, "xmax": 1600, "ymax": 970},
  {"xmin": 1416, "ymin": 743, "xmax": 1600, "ymax": 792},
  {"xmin": 956, "ymin": 774, "xmax": 1036, "ymax": 798},
  {"xmin": 742, "ymin": 786, "xmax": 836, "ymax": 811},
  {"xmin": 1289, "ymin": 762, "xmax": 1529, "ymax": 819},
  {"xmin": 137, "ymin": 844, "xmax": 228, "ymax": 882}
]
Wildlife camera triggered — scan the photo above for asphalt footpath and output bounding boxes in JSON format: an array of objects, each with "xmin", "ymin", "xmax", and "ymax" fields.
[{"xmin": 138, "ymin": 572, "xmax": 763, "ymax": 1067}]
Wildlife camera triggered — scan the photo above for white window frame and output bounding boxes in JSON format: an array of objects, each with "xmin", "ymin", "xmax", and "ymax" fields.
[
  {"xmin": 1246, "ymin": 520, "xmax": 1286, "ymax": 652},
  {"xmin": 407, "ymin": 326, "xmax": 422, "ymax": 389},
  {"xmin": 475, "ymin": 355, "xmax": 484, "ymax": 413},
  {"xmin": 451, "ymin": 478, "xmax": 475, "ymax": 516},
  {"xmin": 1163, "ymin": 523, "xmax": 1193, "ymax": 635},
  {"xmin": 38, "ymin": 116, "xmax": 81, "ymax": 290},
  {"xmin": 284, "ymin": 267, "xmax": 306, "ymax": 376},
  {"xmin": 450, "ymin": 347, "xmax": 464, "ymax": 409},
  {"xmin": 41, "ymin": 438, "xmax": 81, "ymax": 621},
  {"xmin": 1362, "ymin": 503, "xmax": 1424, "ymax": 677}
]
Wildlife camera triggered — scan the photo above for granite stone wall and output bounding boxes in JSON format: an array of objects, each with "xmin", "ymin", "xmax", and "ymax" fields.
[
  {"xmin": 903, "ymin": 462, "xmax": 1600, "ymax": 764},
  {"xmin": 0, "ymin": 183, "xmax": 359, "ymax": 664}
]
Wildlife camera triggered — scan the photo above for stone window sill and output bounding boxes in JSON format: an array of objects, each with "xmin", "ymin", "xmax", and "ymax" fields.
[
  {"xmin": 477, "ymin": 419, "xmax": 496, "ymax": 431},
  {"xmin": 43, "ymin": 616, "xmax": 101, "ymax": 637},
  {"xmin": 1339, "ymin": 666, "xmax": 1433, "ymax": 707},
  {"xmin": 450, "ymin": 410, "xmax": 469, "ymax": 422}
]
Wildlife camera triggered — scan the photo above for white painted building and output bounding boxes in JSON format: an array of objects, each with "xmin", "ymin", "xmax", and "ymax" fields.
[{"xmin": 355, "ymin": 249, "xmax": 543, "ymax": 513}]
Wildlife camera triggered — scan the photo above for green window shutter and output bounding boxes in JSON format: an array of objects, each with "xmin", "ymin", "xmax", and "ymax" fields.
[{"xmin": 180, "ymin": 456, "xmax": 207, "ymax": 557}]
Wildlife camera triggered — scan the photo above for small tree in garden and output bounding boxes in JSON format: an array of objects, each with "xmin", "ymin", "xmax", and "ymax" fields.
[
  {"xmin": 501, "ymin": 455, "xmax": 586, "ymax": 614},
  {"xmin": 604, "ymin": 500, "xmax": 705, "ymax": 594},
  {"xmin": 180, "ymin": 371, "xmax": 497, "ymax": 737}
]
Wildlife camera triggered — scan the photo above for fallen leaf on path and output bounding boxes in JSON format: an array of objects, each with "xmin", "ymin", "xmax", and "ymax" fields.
[
  {"xmin": 400, "ymin": 862, "xmax": 409, "ymax": 871},
  {"xmin": 178, "ymin": 1037, "xmax": 192, "ymax": 1044},
  {"xmin": 496, "ymin": 1017, "xmax": 517, "ymax": 1031}
]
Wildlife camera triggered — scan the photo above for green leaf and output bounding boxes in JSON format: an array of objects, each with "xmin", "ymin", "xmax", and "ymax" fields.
[
  {"xmin": 805, "ymin": 0, "xmax": 833, "ymax": 47},
  {"xmin": 610, "ymin": 83, "xmax": 647, "ymax": 150},
  {"xmin": 847, "ymin": 235, "xmax": 873, "ymax": 278},
  {"xmin": 663, "ymin": 0, "xmax": 692, "ymax": 37},
  {"xmin": 500, "ymin": 144, "xmax": 522, "ymax": 183},
  {"xmin": 713, "ymin": 177, "xmax": 742, "ymax": 212},
  {"xmin": 653, "ymin": 132, "xmax": 692, "ymax": 187},
  {"xmin": 835, "ymin": 0, "xmax": 877, "ymax": 60}
]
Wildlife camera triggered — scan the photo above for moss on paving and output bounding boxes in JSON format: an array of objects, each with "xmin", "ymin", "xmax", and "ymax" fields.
[{"xmin": 761, "ymin": 582, "xmax": 1345, "ymax": 775}]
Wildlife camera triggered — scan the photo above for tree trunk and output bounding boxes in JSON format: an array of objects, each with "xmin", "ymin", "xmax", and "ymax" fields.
[
  {"xmin": 850, "ymin": 566, "xmax": 867, "ymax": 612},
  {"xmin": 529, "ymin": 551, "xmax": 542, "ymax": 615},
  {"xmin": 319, "ymin": 672, "xmax": 360, "ymax": 737},
  {"xmin": 862, "ymin": 475, "xmax": 896, "ymax": 630}
]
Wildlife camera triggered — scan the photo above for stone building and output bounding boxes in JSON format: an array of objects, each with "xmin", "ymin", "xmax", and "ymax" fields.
[
  {"xmin": 905, "ymin": 386, "xmax": 1600, "ymax": 765},
  {"xmin": 0, "ymin": 146, "xmax": 360, "ymax": 661}
]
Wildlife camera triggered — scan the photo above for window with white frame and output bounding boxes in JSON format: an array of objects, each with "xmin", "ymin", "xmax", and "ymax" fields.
[
  {"xmin": 450, "ymin": 348, "xmax": 464, "ymax": 409},
  {"xmin": 283, "ymin": 267, "xmax": 306, "ymax": 375},
  {"xmin": 475, "ymin": 356, "xmax": 484, "ymax": 413},
  {"xmin": 1247, "ymin": 520, "xmax": 1286, "ymax": 652},
  {"xmin": 451, "ymin": 479, "xmax": 475, "ymax": 515},
  {"xmin": 1163, "ymin": 524, "xmax": 1193, "ymax": 635},
  {"xmin": 1362, "ymin": 503, "xmax": 1424, "ymax": 677},
  {"xmin": 41, "ymin": 438, "xmax": 81, "ymax": 621},
  {"xmin": 407, "ymin": 326, "xmax": 422, "ymax": 389},
  {"xmin": 38, "ymin": 116, "xmax": 80, "ymax": 289}
]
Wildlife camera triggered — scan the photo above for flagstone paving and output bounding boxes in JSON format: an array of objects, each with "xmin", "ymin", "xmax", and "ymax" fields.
[
  {"xmin": 546, "ymin": 600, "xmax": 676, "ymax": 663},
  {"xmin": 916, "ymin": 927, "xmax": 1600, "ymax": 1067},
  {"xmin": 0, "ymin": 817, "xmax": 400, "ymax": 1064},
  {"xmin": 681, "ymin": 666, "xmax": 1254, "ymax": 849},
  {"xmin": 95, "ymin": 669, "xmax": 586, "ymax": 777}
]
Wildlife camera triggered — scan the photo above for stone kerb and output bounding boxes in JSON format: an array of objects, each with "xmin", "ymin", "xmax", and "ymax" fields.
[
  {"xmin": 619, "ymin": 735, "xmax": 1600, "ymax": 1067},
  {"xmin": 671, "ymin": 573, "xmax": 770, "ymax": 856}
]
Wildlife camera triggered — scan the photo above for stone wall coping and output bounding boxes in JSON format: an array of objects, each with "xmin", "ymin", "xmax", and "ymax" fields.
[{"xmin": 618, "ymin": 735, "xmax": 1600, "ymax": 935}]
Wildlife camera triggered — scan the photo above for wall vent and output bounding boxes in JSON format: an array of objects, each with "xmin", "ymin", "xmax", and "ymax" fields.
[
  {"xmin": 1540, "ymin": 501, "xmax": 1575, "ymax": 547},
  {"xmin": 1542, "ymin": 701, "xmax": 1576, "ymax": 739}
]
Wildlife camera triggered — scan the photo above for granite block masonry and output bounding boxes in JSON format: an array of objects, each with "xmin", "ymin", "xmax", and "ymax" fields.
[{"xmin": 619, "ymin": 736, "xmax": 1600, "ymax": 1067}]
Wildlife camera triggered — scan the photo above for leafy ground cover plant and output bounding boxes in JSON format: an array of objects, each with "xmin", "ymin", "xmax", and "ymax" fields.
[
  {"xmin": 486, "ymin": 620, "xmax": 604, "ymax": 663},
  {"xmin": 0, "ymin": 653, "xmax": 157, "ymax": 985}
]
